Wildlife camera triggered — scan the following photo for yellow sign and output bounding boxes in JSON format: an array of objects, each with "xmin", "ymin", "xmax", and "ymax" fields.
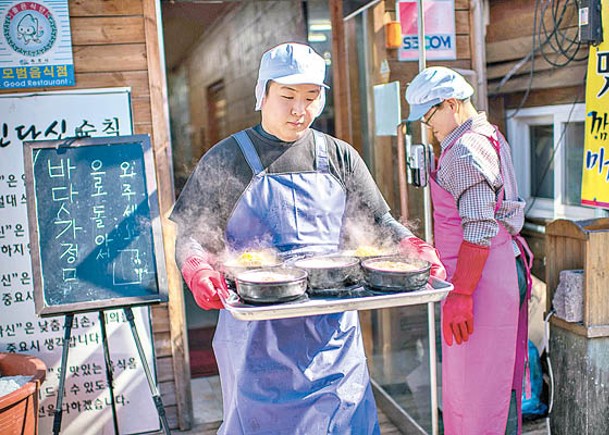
[{"xmin": 582, "ymin": 0, "xmax": 609, "ymax": 208}]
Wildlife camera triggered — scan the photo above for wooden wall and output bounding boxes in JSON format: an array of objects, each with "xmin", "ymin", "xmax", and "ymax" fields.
[
  {"xmin": 0, "ymin": 0, "xmax": 191, "ymax": 430},
  {"xmin": 168, "ymin": 0, "xmax": 307, "ymax": 181},
  {"xmin": 485, "ymin": 0, "xmax": 588, "ymax": 281},
  {"xmin": 486, "ymin": 0, "xmax": 586, "ymax": 129}
]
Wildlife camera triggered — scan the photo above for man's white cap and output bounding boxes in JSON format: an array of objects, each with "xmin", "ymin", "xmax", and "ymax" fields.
[
  {"xmin": 405, "ymin": 67, "xmax": 474, "ymax": 121},
  {"xmin": 255, "ymin": 42, "xmax": 328, "ymax": 111}
]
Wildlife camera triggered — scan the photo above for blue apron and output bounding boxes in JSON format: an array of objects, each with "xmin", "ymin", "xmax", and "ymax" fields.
[{"xmin": 213, "ymin": 129, "xmax": 380, "ymax": 435}]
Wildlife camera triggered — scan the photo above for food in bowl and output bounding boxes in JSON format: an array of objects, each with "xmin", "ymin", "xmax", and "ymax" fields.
[
  {"xmin": 293, "ymin": 255, "xmax": 360, "ymax": 290},
  {"xmin": 235, "ymin": 267, "xmax": 308, "ymax": 304},
  {"xmin": 237, "ymin": 270, "xmax": 298, "ymax": 283},
  {"xmin": 224, "ymin": 250, "xmax": 279, "ymax": 268},
  {"xmin": 361, "ymin": 256, "xmax": 431, "ymax": 292},
  {"xmin": 221, "ymin": 250, "xmax": 282, "ymax": 282},
  {"xmin": 353, "ymin": 245, "xmax": 388, "ymax": 258},
  {"xmin": 365, "ymin": 260, "xmax": 423, "ymax": 272},
  {"xmin": 294, "ymin": 256, "xmax": 356, "ymax": 269}
]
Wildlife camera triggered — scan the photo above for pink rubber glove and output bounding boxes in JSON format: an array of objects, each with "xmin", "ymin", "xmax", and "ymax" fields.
[
  {"xmin": 399, "ymin": 236, "xmax": 447, "ymax": 280},
  {"xmin": 442, "ymin": 241, "xmax": 490, "ymax": 346},
  {"xmin": 181, "ymin": 256, "xmax": 228, "ymax": 310}
]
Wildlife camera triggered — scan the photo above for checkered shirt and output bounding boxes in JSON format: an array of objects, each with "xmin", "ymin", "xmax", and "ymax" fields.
[{"xmin": 435, "ymin": 112, "xmax": 525, "ymax": 248}]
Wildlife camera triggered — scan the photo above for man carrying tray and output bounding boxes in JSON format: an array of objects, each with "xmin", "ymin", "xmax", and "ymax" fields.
[{"xmin": 170, "ymin": 42, "xmax": 446, "ymax": 434}]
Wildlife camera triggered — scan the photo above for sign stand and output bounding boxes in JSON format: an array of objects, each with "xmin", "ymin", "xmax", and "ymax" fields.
[
  {"xmin": 52, "ymin": 309, "xmax": 170, "ymax": 435},
  {"xmin": 22, "ymin": 135, "xmax": 171, "ymax": 434},
  {"xmin": 99, "ymin": 311, "xmax": 120, "ymax": 434},
  {"xmin": 123, "ymin": 307, "xmax": 171, "ymax": 434},
  {"xmin": 52, "ymin": 313, "xmax": 73, "ymax": 435}
]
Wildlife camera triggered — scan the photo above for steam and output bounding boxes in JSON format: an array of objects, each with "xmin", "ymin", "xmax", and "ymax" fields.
[
  {"xmin": 342, "ymin": 216, "xmax": 395, "ymax": 251},
  {"xmin": 174, "ymin": 135, "xmax": 421, "ymax": 268}
]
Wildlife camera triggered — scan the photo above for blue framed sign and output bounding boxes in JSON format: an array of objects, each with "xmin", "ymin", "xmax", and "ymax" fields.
[{"xmin": 0, "ymin": 0, "xmax": 75, "ymax": 90}]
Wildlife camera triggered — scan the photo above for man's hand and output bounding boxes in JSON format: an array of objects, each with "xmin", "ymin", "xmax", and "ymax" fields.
[
  {"xmin": 181, "ymin": 256, "xmax": 229, "ymax": 310},
  {"xmin": 399, "ymin": 236, "xmax": 447, "ymax": 280}
]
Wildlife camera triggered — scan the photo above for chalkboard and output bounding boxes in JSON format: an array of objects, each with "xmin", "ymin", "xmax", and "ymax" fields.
[{"xmin": 23, "ymin": 135, "xmax": 168, "ymax": 316}]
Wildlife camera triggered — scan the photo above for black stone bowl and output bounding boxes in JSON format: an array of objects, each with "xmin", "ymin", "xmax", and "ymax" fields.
[
  {"xmin": 235, "ymin": 267, "xmax": 308, "ymax": 304},
  {"xmin": 292, "ymin": 255, "xmax": 361, "ymax": 292},
  {"xmin": 361, "ymin": 256, "xmax": 431, "ymax": 292}
]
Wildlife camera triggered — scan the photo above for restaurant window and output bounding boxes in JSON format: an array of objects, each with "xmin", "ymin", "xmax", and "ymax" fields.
[
  {"xmin": 506, "ymin": 103, "xmax": 598, "ymax": 220},
  {"xmin": 207, "ymin": 80, "xmax": 227, "ymax": 149}
]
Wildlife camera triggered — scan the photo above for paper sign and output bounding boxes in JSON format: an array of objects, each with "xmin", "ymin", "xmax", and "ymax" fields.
[
  {"xmin": 0, "ymin": 89, "xmax": 161, "ymax": 434},
  {"xmin": 581, "ymin": 0, "xmax": 609, "ymax": 209}
]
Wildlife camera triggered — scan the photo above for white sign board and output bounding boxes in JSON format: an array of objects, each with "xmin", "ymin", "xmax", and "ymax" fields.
[
  {"xmin": 0, "ymin": 89, "xmax": 161, "ymax": 434},
  {"xmin": 397, "ymin": 0, "xmax": 457, "ymax": 62}
]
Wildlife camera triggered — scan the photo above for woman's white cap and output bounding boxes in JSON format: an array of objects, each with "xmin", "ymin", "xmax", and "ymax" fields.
[{"xmin": 405, "ymin": 67, "xmax": 474, "ymax": 121}]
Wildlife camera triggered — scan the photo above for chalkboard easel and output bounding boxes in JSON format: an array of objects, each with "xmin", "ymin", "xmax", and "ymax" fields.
[{"xmin": 23, "ymin": 135, "xmax": 170, "ymax": 434}]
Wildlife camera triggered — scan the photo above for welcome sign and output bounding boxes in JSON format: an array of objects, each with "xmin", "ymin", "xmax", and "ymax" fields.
[{"xmin": 0, "ymin": 0, "xmax": 75, "ymax": 90}]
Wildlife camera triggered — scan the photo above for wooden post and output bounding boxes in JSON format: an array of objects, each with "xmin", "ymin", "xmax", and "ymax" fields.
[
  {"xmin": 143, "ymin": 0, "xmax": 192, "ymax": 430},
  {"xmin": 329, "ymin": 0, "xmax": 351, "ymax": 143}
]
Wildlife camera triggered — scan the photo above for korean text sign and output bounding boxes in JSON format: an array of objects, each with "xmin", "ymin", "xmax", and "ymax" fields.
[
  {"xmin": 23, "ymin": 135, "xmax": 168, "ymax": 316},
  {"xmin": 0, "ymin": 0, "xmax": 75, "ymax": 90},
  {"xmin": 397, "ymin": 0, "xmax": 456, "ymax": 62},
  {"xmin": 581, "ymin": 0, "xmax": 609, "ymax": 209},
  {"xmin": 0, "ymin": 89, "xmax": 161, "ymax": 434}
]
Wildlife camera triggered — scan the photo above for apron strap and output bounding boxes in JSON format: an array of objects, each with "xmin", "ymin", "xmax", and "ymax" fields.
[
  {"xmin": 485, "ymin": 130, "xmax": 506, "ymax": 212},
  {"xmin": 232, "ymin": 130, "xmax": 264, "ymax": 175},
  {"xmin": 314, "ymin": 131, "xmax": 330, "ymax": 173},
  {"xmin": 513, "ymin": 234, "xmax": 534, "ymax": 298}
]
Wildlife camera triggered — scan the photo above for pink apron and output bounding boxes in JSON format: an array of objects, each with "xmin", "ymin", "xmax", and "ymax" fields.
[{"xmin": 430, "ymin": 129, "xmax": 532, "ymax": 434}]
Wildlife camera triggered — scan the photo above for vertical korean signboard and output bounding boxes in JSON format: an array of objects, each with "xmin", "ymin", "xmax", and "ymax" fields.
[
  {"xmin": 0, "ymin": 0, "xmax": 75, "ymax": 90},
  {"xmin": 581, "ymin": 0, "xmax": 609, "ymax": 208},
  {"xmin": 397, "ymin": 0, "xmax": 457, "ymax": 62},
  {"xmin": 0, "ymin": 89, "xmax": 161, "ymax": 434}
]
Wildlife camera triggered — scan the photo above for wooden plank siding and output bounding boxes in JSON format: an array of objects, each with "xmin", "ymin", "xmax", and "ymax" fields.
[
  {"xmin": 70, "ymin": 16, "xmax": 146, "ymax": 45},
  {"xmin": 69, "ymin": 0, "xmax": 143, "ymax": 16},
  {"xmin": 486, "ymin": 0, "xmax": 586, "ymax": 107},
  {"xmin": 0, "ymin": 0, "xmax": 190, "ymax": 430}
]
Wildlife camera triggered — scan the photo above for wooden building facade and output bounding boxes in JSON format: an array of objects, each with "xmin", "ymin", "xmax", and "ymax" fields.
[
  {"xmin": 328, "ymin": 0, "xmax": 604, "ymax": 280},
  {"xmin": 0, "ymin": 0, "xmax": 191, "ymax": 430},
  {"xmin": 2, "ymin": 0, "xmax": 604, "ymax": 433}
]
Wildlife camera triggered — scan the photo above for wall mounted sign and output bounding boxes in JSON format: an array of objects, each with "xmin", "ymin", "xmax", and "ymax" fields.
[
  {"xmin": 581, "ymin": 0, "xmax": 609, "ymax": 209},
  {"xmin": 397, "ymin": 0, "xmax": 457, "ymax": 62},
  {"xmin": 0, "ymin": 0, "xmax": 75, "ymax": 90}
]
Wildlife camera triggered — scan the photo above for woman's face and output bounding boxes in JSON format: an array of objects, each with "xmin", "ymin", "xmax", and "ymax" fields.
[
  {"xmin": 421, "ymin": 99, "xmax": 460, "ymax": 142},
  {"xmin": 261, "ymin": 81, "xmax": 322, "ymax": 142}
]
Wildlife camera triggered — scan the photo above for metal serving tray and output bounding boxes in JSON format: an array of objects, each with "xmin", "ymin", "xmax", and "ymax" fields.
[{"xmin": 224, "ymin": 277, "xmax": 453, "ymax": 321}]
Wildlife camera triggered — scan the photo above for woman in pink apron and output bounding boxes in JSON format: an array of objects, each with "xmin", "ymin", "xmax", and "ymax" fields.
[{"xmin": 405, "ymin": 67, "xmax": 533, "ymax": 434}]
